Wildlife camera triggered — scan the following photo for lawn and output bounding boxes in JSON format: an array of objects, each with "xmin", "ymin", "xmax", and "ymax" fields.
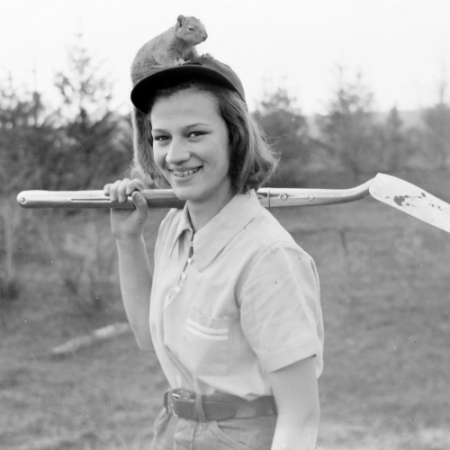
[{"xmin": 1, "ymin": 185, "xmax": 450, "ymax": 450}]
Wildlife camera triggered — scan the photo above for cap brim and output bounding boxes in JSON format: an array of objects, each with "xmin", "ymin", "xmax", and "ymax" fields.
[{"xmin": 131, "ymin": 64, "xmax": 244, "ymax": 114}]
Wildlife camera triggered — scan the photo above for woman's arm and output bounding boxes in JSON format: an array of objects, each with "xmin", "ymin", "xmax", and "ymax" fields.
[
  {"xmin": 116, "ymin": 235, "xmax": 153, "ymax": 350},
  {"xmin": 268, "ymin": 356, "xmax": 320, "ymax": 450},
  {"xmin": 105, "ymin": 179, "xmax": 154, "ymax": 350}
]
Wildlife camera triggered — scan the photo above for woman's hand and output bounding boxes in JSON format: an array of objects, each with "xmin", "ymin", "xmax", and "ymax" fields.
[{"xmin": 103, "ymin": 178, "xmax": 149, "ymax": 241}]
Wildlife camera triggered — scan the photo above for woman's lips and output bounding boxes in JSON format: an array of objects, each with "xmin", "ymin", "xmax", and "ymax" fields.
[{"xmin": 169, "ymin": 167, "xmax": 202, "ymax": 178}]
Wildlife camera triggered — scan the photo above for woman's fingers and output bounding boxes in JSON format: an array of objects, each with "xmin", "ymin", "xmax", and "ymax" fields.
[
  {"xmin": 109, "ymin": 190, "xmax": 149, "ymax": 241},
  {"xmin": 131, "ymin": 191, "xmax": 149, "ymax": 216},
  {"xmin": 126, "ymin": 178, "xmax": 147, "ymax": 196},
  {"xmin": 133, "ymin": 178, "xmax": 147, "ymax": 191},
  {"xmin": 117, "ymin": 179, "xmax": 131, "ymax": 203},
  {"xmin": 104, "ymin": 179, "xmax": 124, "ymax": 202},
  {"xmin": 104, "ymin": 178, "xmax": 147, "ymax": 203}
]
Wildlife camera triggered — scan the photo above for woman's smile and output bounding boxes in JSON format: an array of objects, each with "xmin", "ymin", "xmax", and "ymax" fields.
[
  {"xmin": 150, "ymin": 88, "xmax": 232, "ymax": 212},
  {"xmin": 168, "ymin": 166, "xmax": 203, "ymax": 178}
]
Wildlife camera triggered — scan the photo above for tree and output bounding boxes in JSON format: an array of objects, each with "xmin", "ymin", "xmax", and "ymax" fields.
[
  {"xmin": 45, "ymin": 36, "xmax": 132, "ymax": 312},
  {"xmin": 372, "ymin": 106, "xmax": 411, "ymax": 172},
  {"xmin": 317, "ymin": 67, "xmax": 378, "ymax": 177},
  {"xmin": 253, "ymin": 87, "xmax": 311, "ymax": 186},
  {"xmin": 422, "ymin": 102, "xmax": 450, "ymax": 169},
  {"xmin": 0, "ymin": 75, "xmax": 60, "ymax": 299},
  {"xmin": 402, "ymin": 69, "xmax": 450, "ymax": 171},
  {"xmin": 0, "ymin": 38, "xmax": 132, "ymax": 306},
  {"xmin": 52, "ymin": 34, "xmax": 131, "ymax": 190}
]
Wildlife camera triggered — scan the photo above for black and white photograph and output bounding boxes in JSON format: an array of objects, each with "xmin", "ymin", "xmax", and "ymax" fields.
[{"xmin": 1, "ymin": 1, "xmax": 449, "ymax": 449}]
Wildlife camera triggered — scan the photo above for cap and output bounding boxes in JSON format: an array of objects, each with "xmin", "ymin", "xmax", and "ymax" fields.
[{"xmin": 130, "ymin": 56, "xmax": 246, "ymax": 114}]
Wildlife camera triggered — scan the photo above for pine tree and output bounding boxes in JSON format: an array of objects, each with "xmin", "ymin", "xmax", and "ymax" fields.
[
  {"xmin": 253, "ymin": 87, "xmax": 310, "ymax": 186},
  {"xmin": 317, "ymin": 67, "xmax": 378, "ymax": 177},
  {"xmin": 53, "ymin": 34, "xmax": 130, "ymax": 190}
]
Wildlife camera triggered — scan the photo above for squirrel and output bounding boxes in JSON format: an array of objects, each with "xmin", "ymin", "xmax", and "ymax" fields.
[
  {"xmin": 129, "ymin": 15, "xmax": 208, "ymax": 188},
  {"xmin": 131, "ymin": 15, "xmax": 208, "ymax": 86}
]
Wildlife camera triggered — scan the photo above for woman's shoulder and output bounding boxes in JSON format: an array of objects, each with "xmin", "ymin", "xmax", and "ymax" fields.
[
  {"xmin": 237, "ymin": 206, "xmax": 315, "ymax": 268},
  {"xmin": 245, "ymin": 207, "xmax": 300, "ymax": 249}
]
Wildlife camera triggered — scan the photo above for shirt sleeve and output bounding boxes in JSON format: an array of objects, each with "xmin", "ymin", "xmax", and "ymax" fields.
[{"xmin": 238, "ymin": 241, "xmax": 324, "ymax": 375}]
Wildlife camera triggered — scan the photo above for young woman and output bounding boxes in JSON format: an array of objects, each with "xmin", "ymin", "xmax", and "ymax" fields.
[{"xmin": 104, "ymin": 57, "xmax": 324, "ymax": 450}]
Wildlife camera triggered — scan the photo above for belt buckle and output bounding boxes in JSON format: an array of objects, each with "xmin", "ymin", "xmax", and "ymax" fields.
[
  {"xmin": 169, "ymin": 392, "xmax": 180, "ymax": 417},
  {"xmin": 171, "ymin": 391, "xmax": 195, "ymax": 419}
]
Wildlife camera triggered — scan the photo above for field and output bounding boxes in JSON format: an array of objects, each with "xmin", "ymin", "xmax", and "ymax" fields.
[{"xmin": 1, "ymin": 173, "xmax": 450, "ymax": 450}]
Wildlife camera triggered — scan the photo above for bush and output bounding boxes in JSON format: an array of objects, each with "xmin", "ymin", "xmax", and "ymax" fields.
[{"xmin": 47, "ymin": 211, "xmax": 120, "ymax": 315}]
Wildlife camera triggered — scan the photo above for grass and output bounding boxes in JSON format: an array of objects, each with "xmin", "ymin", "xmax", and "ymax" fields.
[{"xmin": 1, "ymin": 178, "xmax": 450, "ymax": 450}]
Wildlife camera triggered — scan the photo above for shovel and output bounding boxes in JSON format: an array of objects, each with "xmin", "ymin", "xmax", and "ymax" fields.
[{"xmin": 17, "ymin": 173, "xmax": 450, "ymax": 234}]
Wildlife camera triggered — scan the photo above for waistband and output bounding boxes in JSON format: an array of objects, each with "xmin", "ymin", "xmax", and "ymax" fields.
[{"xmin": 164, "ymin": 389, "xmax": 277, "ymax": 422}]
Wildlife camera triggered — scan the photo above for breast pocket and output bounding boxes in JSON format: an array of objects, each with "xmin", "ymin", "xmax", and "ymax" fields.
[{"xmin": 179, "ymin": 308, "xmax": 230, "ymax": 377}]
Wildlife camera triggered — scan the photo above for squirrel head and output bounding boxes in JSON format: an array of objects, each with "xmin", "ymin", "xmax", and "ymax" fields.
[{"xmin": 175, "ymin": 15, "xmax": 208, "ymax": 46}]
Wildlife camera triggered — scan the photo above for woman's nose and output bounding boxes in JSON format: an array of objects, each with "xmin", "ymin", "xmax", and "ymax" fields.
[{"xmin": 165, "ymin": 139, "xmax": 190, "ymax": 165}]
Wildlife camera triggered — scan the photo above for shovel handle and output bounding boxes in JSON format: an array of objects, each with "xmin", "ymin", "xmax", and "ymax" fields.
[{"xmin": 17, "ymin": 181, "xmax": 373, "ymax": 210}]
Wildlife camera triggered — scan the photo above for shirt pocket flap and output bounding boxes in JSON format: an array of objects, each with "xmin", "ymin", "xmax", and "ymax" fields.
[
  {"xmin": 186, "ymin": 308, "xmax": 230, "ymax": 341},
  {"xmin": 179, "ymin": 308, "xmax": 230, "ymax": 376}
]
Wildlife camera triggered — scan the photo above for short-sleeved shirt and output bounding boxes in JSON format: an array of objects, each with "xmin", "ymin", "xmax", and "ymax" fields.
[{"xmin": 149, "ymin": 190, "xmax": 324, "ymax": 400}]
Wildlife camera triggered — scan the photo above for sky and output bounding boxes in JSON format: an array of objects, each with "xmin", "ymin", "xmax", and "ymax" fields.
[{"xmin": 1, "ymin": 0, "xmax": 449, "ymax": 115}]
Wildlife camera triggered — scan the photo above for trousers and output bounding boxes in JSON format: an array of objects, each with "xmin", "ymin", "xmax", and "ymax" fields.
[{"xmin": 150, "ymin": 408, "xmax": 277, "ymax": 450}]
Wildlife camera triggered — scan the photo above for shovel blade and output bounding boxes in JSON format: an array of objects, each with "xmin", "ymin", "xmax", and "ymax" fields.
[{"xmin": 369, "ymin": 173, "xmax": 450, "ymax": 234}]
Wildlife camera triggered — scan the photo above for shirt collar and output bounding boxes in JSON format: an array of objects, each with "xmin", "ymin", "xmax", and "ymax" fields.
[
  {"xmin": 169, "ymin": 205, "xmax": 193, "ymax": 258},
  {"xmin": 193, "ymin": 190, "xmax": 261, "ymax": 272}
]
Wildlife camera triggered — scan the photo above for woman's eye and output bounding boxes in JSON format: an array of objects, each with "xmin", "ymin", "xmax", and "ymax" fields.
[
  {"xmin": 188, "ymin": 131, "xmax": 204, "ymax": 138},
  {"xmin": 153, "ymin": 135, "xmax": 168, "ymax": 142}
]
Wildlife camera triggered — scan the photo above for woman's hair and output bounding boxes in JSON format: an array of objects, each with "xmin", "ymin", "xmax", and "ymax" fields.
[{"xmin": 130, "ymin": 80, "xmax": 279, "ymax": 194}]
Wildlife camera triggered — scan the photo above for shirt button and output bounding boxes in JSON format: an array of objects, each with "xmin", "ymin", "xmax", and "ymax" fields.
[
  {"xmin": 175, "ymin": 286, "xmax": 181, "ymax": 293},
  {"xmin": 187, "ymin": 258, "xmax": 192, "ymax": 265},
  {"xmin": 181, "ymin": 273, "xmax": 187, "ymax": 280}
]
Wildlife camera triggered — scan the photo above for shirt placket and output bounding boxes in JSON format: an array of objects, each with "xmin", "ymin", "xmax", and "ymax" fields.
[
  {"xmin": 165, "ymin": 229, "xmax": 194, "ymax": 307},
  {"xmin": 162, "ymin": 229, "xmax": 198, "ymax": 391}
]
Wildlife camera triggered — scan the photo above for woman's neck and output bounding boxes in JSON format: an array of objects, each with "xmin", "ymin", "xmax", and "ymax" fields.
[{"xmin": 187, "ymin": 190, "xmax": 234, "ymax": 233}]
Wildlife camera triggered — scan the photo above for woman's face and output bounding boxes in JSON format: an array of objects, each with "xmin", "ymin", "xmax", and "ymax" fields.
[{"xmin": 150, "ymin": 88, "xmax": 232, "ymax": 208}]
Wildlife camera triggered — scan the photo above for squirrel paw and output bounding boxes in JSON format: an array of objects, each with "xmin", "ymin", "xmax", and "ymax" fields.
[{"xmin": 200, "ymin": 53, "xmax": 215, "ymax": 60}]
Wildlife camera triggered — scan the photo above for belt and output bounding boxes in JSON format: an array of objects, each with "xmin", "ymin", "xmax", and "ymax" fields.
[{"xmin": 164, "ymin": 389, "xmax": 277, "ymax": 422}]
